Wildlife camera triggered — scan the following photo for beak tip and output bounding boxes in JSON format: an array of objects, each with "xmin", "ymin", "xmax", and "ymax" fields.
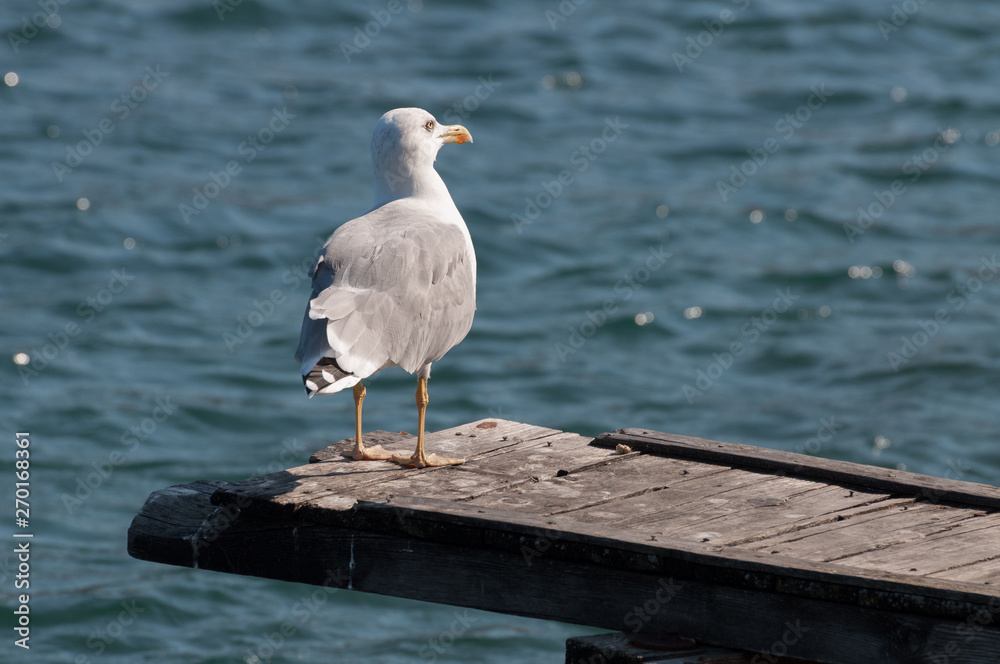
[{"xmin": 442, "ymin": 125, "xmax": 473, "ymax": 145}]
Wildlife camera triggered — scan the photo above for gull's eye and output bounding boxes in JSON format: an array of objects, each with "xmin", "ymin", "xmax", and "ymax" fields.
[{"xmin": 424, "ymin": 120, "xmax": 435, "ymax": 132}]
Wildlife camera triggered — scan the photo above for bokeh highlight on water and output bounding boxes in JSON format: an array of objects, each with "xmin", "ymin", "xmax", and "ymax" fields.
[{"xmin": 2, "ymin": 1, "xmax": 999, "ymax": 661}]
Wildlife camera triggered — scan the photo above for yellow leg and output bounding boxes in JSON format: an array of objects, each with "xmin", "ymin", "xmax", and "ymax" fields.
[
  {"xmin": 345, "ymin": 382, "xmax": 393, "ymax": 461},
  {"xmin": 354, "ymin": 382, "xmax": 364, "ymax": 447},
  {"xmin": 393, "ymin": 377, "xmax": 464, "ymax": 468}
]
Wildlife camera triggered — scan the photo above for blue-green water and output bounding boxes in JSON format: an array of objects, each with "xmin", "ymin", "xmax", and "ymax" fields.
[{"xmin": 3, "ymin": 1, "xmax": 1000, "ymax": 662}]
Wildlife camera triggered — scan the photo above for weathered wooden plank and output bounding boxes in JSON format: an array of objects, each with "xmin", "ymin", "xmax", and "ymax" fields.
[
  {"xmin": 637, "ymin": 483, "xmax": 909, "ymax": 545},
  {"xmin": 465, "ymin": 459, "xmax": 762, "ymax": 519},
  {"xmin": 126, "ymin": 479, "xmax": 301, "ymax": 573},
  {"xmin": 745, "ymin": 503, "xmax": 989, "ymax": 562},
  {"xmin": 348, "ymin": 495, "xmax": 1000, "ymax": 613},
  {"xmin": 203, "ymin": 420, "xmax": 1000, "ymax": 608},
  {"xmin": 604, "ymin": 476, "xmax": 854, "ymax": 533},
  {"xmin": 716, "ymin": 490, "xmax": 916, "ymax": 549},
  {"xmin": 135, "ymin": 476, "xmax": 1000, "ymax": 618},
  {"xmin": 212, "ymin": 419, "xmax": 577, "ymax": 520},
  {"xmin": 929, "ymin": 557, "xmax": 1000, "ymax": 585},
  {"xmin": 307, "ymin": 419, "xmax": 566, "ymax": 465},
  {"xmin": 347, "ymin": 430, "xmax": 608, "ymax": 505},
  {"xmin": 532, "ymin": 468, "xmax": 909, "ymax": 549},
  {"xmin": 128, "ymin": 482, "xmax": 1000, "ymax": 664},
  {"xmin": 128, "ymin": 419, "xmax": 1000, "ymax": 664},
  {"xmin": 597, "ymin": 429, "xmax": 1000, "ymax": 509},
  {"xmin": 458, "ymin": 454, "xmax": 689, "ymax": 516},
  {"xmin": 833, "ymin": 514, "xmax": 1000, "ymax": 579}
]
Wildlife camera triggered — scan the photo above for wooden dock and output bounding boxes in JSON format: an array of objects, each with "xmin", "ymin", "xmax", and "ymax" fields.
[{"xmin": 128, "ymin": 419, "xmax": 1000, "ymax": 663}]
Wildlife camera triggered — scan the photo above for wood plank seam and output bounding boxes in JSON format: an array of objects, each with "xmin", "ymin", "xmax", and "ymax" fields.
[
  {"xmin": 549, "ymin": 485, "xmax": 672, "ymax": 516},
  {"xmin": 726, "ymin": 497, "xmax": 919, "ymax": 548},
  {"xmin": 826, "ymin": 516, "xmax": 1000, "ymax": 565},
  {"xmin": 597, "ymin": 430, "xmax": 1000, "ymax": 509},
  {"xmin": 934, "ymin": 554, "xmax": 1000, "ymax": 576}
]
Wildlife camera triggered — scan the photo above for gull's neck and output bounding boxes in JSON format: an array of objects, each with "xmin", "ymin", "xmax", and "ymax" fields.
[
  {"xmin": 370, "ymin": 128, "xmax": 459, "ymax": 212},
  {"xmin": 372, "ymin": 159, "xmax": 455, "ymax": 210}
]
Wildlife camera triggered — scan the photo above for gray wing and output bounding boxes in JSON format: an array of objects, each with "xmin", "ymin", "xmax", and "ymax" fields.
[{"xmin": 295, "ymin": 200, "xmax": 476, "ymax": 392}]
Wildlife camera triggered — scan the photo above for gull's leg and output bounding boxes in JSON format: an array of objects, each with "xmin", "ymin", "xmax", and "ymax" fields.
[
  {"xmin": 345, "ymin": 382, "xmax": 393, "ymax": 461},
  {"xmin": 393, "ymin": 377, "xmax": 464, "ymax": 468}
]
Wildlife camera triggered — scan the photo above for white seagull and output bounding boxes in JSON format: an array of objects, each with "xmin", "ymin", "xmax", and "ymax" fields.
[{"xmin": 295, "ymin": 108, "xmax": 475, "ymax": 468}]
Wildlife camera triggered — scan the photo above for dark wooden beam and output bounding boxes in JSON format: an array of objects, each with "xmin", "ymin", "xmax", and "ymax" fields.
[
  {"xmin": 129, "ymin": 481, "xmax": 1000, "ymax": 664},
  {"xmin": 595, "ymin": 429, "xmax": 1000, "ymax": 509}
]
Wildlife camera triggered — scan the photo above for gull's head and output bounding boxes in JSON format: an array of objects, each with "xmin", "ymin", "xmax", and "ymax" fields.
[{"xmin": 371, "ymin": 108, "xmax": 472, "ymax": 203}]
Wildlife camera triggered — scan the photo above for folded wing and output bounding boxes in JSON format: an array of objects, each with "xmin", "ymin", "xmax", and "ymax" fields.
[{"xmin": 294, "ymin": 200, "xmax": 476, "ymax": 395}]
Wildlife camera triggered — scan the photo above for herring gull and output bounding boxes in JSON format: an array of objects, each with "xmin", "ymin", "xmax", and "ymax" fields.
[{"xmin": 294, "ymin": 108, "xmax": 475, "ymax": 468}]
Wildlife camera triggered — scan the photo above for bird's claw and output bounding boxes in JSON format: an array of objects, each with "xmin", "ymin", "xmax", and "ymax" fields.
[
  {"xmin": 344, "ymin": 444, "xmax": 395, "ymax": 461},
  {"xmin": 391, "ymin": 452, "xmax": 465, "ymax": 468}
]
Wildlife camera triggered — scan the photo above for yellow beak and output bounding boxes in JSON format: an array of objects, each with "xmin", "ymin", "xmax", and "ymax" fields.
[{"xmin": 440, "ymin": 125, "xmax": 473, "ymax": 144}]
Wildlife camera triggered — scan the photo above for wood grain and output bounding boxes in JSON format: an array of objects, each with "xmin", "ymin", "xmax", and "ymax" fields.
[{"xmin": 128, "ymin": 419, "xmax": 1000, "ymax": 664}]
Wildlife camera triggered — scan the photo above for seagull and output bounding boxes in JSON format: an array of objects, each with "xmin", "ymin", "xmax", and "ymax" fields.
[{"xmin": 295, "ymin": 108, "xmax": 475, "ymax": 468}]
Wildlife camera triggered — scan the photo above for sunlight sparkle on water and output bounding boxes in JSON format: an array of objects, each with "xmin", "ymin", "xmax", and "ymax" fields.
[
  {"xmin": 683, "ymin": 306, "xmax": 702, "ymax": 320},
  {"xmin": 634, "ymin": 312, "xmax": 654, "ymax": 326},
  {"xmin": 892, "ymin": 260, "xmax": 916, "ymax": 277},
  {"xmin": 848, "ymin": 265, "xmax": 882, "ymax": 279}
]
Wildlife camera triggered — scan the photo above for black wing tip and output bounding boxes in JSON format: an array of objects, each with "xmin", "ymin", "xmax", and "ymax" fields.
[{"xmin": 301, "ymin": 357, "xmax": 355, "ymax": 397}]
